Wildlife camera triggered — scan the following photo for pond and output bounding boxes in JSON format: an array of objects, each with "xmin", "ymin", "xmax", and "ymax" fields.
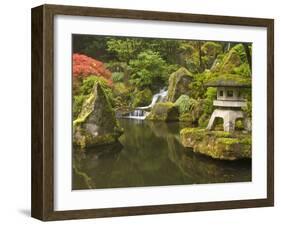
[{"xmin": 72, "ymin": 119, "xmax": 251, "ymax": 190}]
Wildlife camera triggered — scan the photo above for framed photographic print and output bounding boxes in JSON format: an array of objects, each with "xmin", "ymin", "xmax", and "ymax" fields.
[{"xmin": 31, "ymin": 4, "xmax": 274, "ymax": 221}]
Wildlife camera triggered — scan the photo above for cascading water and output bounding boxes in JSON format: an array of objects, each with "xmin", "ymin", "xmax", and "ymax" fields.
[
  {"xmin": 126, "ymin": 88, "xmax": 168, "ymax": 120},
  {"xmin": 137, "ymin": 88, "xmax": 167, "ymax": 110}
]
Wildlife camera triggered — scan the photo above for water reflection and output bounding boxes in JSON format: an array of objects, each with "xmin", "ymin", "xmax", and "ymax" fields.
[{"xmin": 72, "ymin": 119, "xmax": 251, "ymax": 190}]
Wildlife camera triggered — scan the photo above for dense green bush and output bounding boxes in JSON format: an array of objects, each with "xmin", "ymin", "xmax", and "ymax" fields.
[
  {"xmin": 112, "ymin": 83, "xmax": 133, "ymax": 111},
  {"xmin": 132, "ymin": 88, "xmax": 153, "ymax": 108},
  {"xmin": 112, "ymin": 72, "xmax": 124, "ymax": 83},
  {"xmin": 129, "ymin": 50, "xmax": 168, "ymax": 91},
  {"xmin": 175, "ymin": 95, "xmax": 190, "ymax": 114}
]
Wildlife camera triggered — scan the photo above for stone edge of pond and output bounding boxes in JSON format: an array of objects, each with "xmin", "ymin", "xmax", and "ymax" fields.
[{"xmin": 180, "ymin": 128, "xmax": 252, "ymax": 161}]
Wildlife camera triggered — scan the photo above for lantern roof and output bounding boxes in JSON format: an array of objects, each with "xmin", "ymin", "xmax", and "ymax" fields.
[{"xmin": 204, "ymin": 74, "xmax": 251, "ymax": 88}]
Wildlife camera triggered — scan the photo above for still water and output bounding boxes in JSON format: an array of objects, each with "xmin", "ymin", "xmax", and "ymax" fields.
[{"xmin": 72, "ymin": 119, "xmax": 251, "ymax": 190}]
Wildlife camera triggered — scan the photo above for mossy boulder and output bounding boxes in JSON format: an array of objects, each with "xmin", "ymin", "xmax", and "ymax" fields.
[
  {"xmin": 132, "ymin": 88, "xmax": 153, "ymax": 108},
  {"xmin": 73, "ymin": 83, "xmax": 123, "ymax": 149},
  {"xmin": 211, "ymin": 44, "xmax": 251, "ymax": 76},
  {"xmin": 167, "ymin": 67, "xmax": 193, "ymax": 102},
  {"xmin": 146, "ymin": 102, "xmax": 179, "ymax": 121},
  {"xmin": 180, "ymin": 128, "xmax": 251, "ymax": 160}
]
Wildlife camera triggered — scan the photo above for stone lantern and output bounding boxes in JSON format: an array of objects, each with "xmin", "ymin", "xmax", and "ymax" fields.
[{"xmin": 205, "ymin": 78, "xmax": 251, "ymax": 132}]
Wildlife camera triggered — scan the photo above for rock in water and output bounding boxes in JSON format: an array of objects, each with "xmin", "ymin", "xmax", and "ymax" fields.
[
  {"xmin": 73, "ymin": 83, "xmax": 123, "ymax": 149},
  {"xmin": 167, "ymin": 67, "xmax": 193, "ymax": 102},
  {"xmin": 180, "ymin": 128, "xmax": 251, "ymax": 160},
  {"xmin": 146, "ymin": 102, "xmax": 179, "ymax": 121}
]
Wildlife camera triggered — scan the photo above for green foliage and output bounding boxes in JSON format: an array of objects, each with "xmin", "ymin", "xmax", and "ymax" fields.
[
  {"xmin": 242, "ymin": 100, "xmax": 252, "ymax": 118},
  {"xmin": 203, "ymin": 87, "xmax": 217, "ymax": 114},
  {"xmin": 231, "ymin": 63, "xmax": 251, "ymax": 77},
  {"xmin": 112, "ymin": 83, "xmax": 133, "ymax": 111},
  {"xmin": 201, "ymin": 42, "xmax": 223, "ymax": 56},
  {"xmin": 201, "ymin": 42, "xmax": 223, "ymax": 69},
  {"xmin": 175, "ymin": 95, "xmax": 190, "ymax": 114},
  {"xmin": 232, "ymin": 44, "xmax": 248, "ymax": 62},
  {"xmin": 129, "ymin": 50, "xmax": 168, "ymax": 90},
  {"xmin": 73, "ymin": 35, "xmax": 252, "ymax": 121},
  {"xmin": 188, "ymin": 71, "xmax": 214, "ymax": 99},
  {"xmin": 112, "ymin": 72, "xmax": 124, "ymax": 83},
  {"xmin": 79, "ymin": 76, "xmax": 110, "ymax": 95},
  {"xmin": 113, "ymin": 82, "xmax": 131, "ymax": 96},
  {"xmin": 235, "ymin": 119, "xmax": 244, "ymax": 130},
  {"xmin": 72, "ymin": 35, "xmax": 112, "ymax": 61},
  {"xmin": 107, "ymin": 38, "xmax": 143, "ymax": 63},
  {"xmin": 198, "ymin": 113, "xmax": 210, "ymax": 128},
  {"xmin": 132, "ymin": 88, "xmax": 153, "ymax": 108}
]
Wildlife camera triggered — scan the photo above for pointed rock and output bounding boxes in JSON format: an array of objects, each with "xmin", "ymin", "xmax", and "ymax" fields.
[
  {"xmin": 167, "ymin": 67, "xmax": 193, "ymax": 102},
  {"xmin": 73, "ymin": 83, "xmax": 123, "ymax": 149}
]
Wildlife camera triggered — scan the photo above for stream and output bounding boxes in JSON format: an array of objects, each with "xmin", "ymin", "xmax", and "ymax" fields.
[{"xmin": 72, "ymin": 119, "xmax": 251, "ymax": 190}]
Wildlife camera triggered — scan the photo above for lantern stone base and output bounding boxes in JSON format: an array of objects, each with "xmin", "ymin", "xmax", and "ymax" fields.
[{"xmin": 207, "ymin": 109, "xmax": 251, "ymax": 132}]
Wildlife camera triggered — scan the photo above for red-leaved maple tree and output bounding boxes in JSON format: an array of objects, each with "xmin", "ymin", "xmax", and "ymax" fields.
[{"xmin": 72, "ymin": 53, "xmax": 112, "ymax": 83}]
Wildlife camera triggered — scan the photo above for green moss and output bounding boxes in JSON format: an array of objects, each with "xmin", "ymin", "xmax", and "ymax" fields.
[
  {"xmin": 198, "ymin": 113, "xmax": 210, "ymax": 128},
  {"xmin": 146, "ymin": 102, "xmax": 179, "ymax": 121},
  {"xmin": 211, "ymin": 130, "xmax": 231, "ymax": 138},
  {"xmin": 167, "ymin": 67, "xmax": 193, "ymax": 102},
  {"xmin": 179, "ymin": 112, "xmax": 193, "ymax": 125},
  {"xmin": 210, "ymin": 43, "xmax": 251, "ymax": 76},
  {"xmin": 217, "ymin": 137, "xmax": 240, "ymax": 145},
  {"xmin": 180, "ymin": 128, "xmax": 251, "ymax": 160},
  {"xmin": 73, "ymin": 83, "xmax": 123, "ymax": 149},
  {"xmin": 206, "ymin": 73, "xmax": 251, "ymax": 87}
]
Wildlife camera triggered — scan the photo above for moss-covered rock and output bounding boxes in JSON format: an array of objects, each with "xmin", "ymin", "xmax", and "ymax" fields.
[
  {"xmin": 146, "ymin": 102, "xmax": 179, "ymax": 121},
  {"xmin": 167, "ymin": 67, "xmax": 193, "ymax": 102},
  {"xmin": 179, "ymin": 112, "xmax": 193, "ymax": 125},
  {"xmin": 73, "ymin": 83, "xmax": 123, "ymax": 149},
  {"xmin": 211, "ymin": 44, "xmax": 251, "ymax": 76},
  {"xmin": 132, "ymin": 88, "xmax": 153, "ymax": 108},
  {"xmin": 180, "ymin": 128, "xmax": 251, "ymax": 160}
]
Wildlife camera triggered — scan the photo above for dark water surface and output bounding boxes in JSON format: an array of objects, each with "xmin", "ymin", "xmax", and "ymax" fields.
[{"xmin": 72, "ymin": 119, "xmax": 251, "ymax": 190}]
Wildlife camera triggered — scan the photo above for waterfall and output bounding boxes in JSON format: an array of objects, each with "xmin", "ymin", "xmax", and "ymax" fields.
[
  {"xmin": 123, "ymin": 88, "xmax": 168, "ymax": 120},
  {"xmin": 128, "ymin": 109, "xmax": 148, "ymax": 120},
  {"xmin": 137, "ymin": 88, "xmax": 167, "ymax": 110}
]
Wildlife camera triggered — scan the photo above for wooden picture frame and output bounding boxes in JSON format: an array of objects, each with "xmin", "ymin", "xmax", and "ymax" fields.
[{"xmin": 31, "ymin": 4, "xmax": 274, "ymax": 221}]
